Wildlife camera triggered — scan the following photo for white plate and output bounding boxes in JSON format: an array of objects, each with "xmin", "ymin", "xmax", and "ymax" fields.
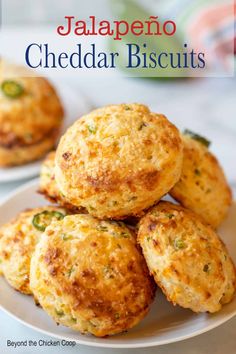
[
  {"xmin": 0, "ymin": 82, "xmax": 91, "ymax": 183},
  {"xmin": 0, "ymin": 179, "xmax": 235, "ymax": 349}
]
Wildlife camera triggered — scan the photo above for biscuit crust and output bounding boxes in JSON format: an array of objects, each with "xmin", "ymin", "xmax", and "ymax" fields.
[
  {"xmin": 0, "ymin": 132, "xmax": 58, "ymax": 167},
  {"xmin": 39, "ymin": 152, "xmax": 83, "ymax": 212}
]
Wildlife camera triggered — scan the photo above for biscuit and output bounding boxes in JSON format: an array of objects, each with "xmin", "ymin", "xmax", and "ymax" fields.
[
  {"xmin": 30, "ymin": 214, "xmax": 156, "ymax": 336},
  {"xmin": 55, "ymin": 104, "xmax": 183, "ymax": 219},
  {"xmin": 0, "ymin": 61, "xmax": 64, "ymax": 166},
  {"xmin": 0, "ymin": 206, "xmax": 67, "ymax": 294},
  {"xmin": 138, "ymin": 201, "xmax": 236, "ymax": 313},
  {"xmin": 170, "ymin": 134, "xmax": 232, "ymax": 228}
]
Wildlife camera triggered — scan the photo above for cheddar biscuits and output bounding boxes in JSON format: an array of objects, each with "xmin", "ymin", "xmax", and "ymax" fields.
[{"xmin": 55, "ymin": 104, "xmax": 183, "ymax": 219}]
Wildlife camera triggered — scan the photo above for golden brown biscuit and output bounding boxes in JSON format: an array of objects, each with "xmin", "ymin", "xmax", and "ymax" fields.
[
  {"xmin": 138, "ymin": 201, "xmax": 236, "ymax": 313},
  {"xmin": 0, "ymin": 61, "xmax": 64, "ymax": 166},
  {"xmin": 55, "ymin": 104, "xmax": 183, "ymax": 219},
  {"xmin": 30, "ymin": 214, "xmax": 156, "ymax": 336},
  {"xmin": 170, "ymin": 134, "xmax": 232, "ymax": 228},
  {"xmin": 0, "ymin": 206, "xmax": 67, "ymax": 294}
]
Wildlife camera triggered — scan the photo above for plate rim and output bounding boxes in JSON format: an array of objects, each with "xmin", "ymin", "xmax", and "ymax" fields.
[
  {"xmin": 0, "ymin": 179, "xmax": 235, "ymax": 348},
  {"xmin": 1, "ymin": 302, "xmax": 235, "ymax": 349}
]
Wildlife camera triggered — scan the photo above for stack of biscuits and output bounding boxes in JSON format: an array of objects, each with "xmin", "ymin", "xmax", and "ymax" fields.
[
  {"xmin": 0, "ymin": 102, "xmax": 235, "ymax": 337},
  {"xmin": 0, "ymin": 61, "xmax": 64, "ymax": 166}
]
